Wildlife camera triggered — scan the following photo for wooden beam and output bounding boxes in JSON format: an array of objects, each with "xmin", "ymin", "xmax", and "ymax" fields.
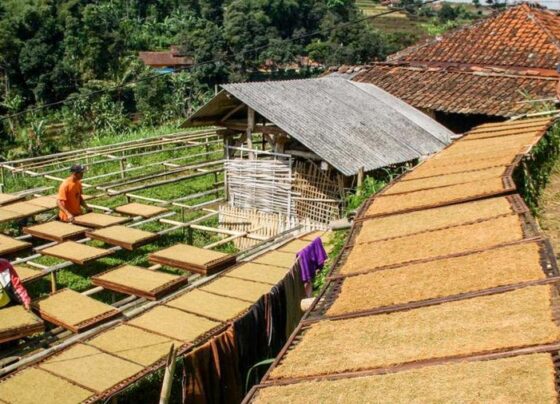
[
  {"xmin": 284, "ymin": 149, "xmax": 322, "ymax": 160},
  {"xmin": 356, "ymin": 166, "xmax": 365, "ymax": 196},
  {"xmin": 220, "ymin": 103, "xmax": 245, "ymax": 122},
  {"xmin": 219, "ymin": 122, "xmax": 285, "ymax": 135},
  {"xmin": 246, "ymin": 108, "xmax": 255, "ymax": 159}
]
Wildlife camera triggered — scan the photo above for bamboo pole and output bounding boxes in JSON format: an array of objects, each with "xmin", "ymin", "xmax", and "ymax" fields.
[
  {"xmin": 159, "ymin": 344, "xmax": 177, "ymax": 404},
  {"xmin": 5, "ymin": 129, "xmax": 218, "ymax": 171}
]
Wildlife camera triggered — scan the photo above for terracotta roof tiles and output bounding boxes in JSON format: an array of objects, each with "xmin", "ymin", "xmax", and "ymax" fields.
[
  {"xmin": 353, "ymin": 65, "xmax": 558, "ymax": 117},
  {"xmin": 138, "ymin": 51, "xmax": 193, "ymax": 68},
  {"xmin": 390, "ymin": 4, "xmax": 560, "ymax": 71},
  {"xmin": 343, "ymin": 4, "xmax": 560, "ymax": 117}
]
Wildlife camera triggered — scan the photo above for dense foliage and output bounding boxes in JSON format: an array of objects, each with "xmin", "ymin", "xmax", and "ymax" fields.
[
  {"xmin": 0, "ymin": 0, "xmax": 391, "ymax": 154},
  {"xmin": 514, "ymin": 123, "xmax": 560, "ymax": 214}
]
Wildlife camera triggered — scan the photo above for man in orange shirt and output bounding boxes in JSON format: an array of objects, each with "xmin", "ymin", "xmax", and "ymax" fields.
[{"xmin": 57, "ymin": 164, "xmax": 91, "ymax": 222}]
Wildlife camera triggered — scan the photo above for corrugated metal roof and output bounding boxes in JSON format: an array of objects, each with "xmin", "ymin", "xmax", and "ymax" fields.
[{"xmin": 186, "ymin": 77, "xmax": 452, "ymax": 176}]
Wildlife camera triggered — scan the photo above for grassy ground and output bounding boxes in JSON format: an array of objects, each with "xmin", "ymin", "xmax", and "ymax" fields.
[{"xmin": 3, "ymin": 123, "xmax": 231, "ymax": 302}]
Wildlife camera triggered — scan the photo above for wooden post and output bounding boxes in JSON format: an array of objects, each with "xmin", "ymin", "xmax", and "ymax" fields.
[
  {"xmin": 356, "ymin": 167, "xmax": 365, "ymax": 196},
  {"xmin": 274, "ymin": 134, "xmax": 287, "ymax": 153},
  {"xmin": 187, "ymin": 226, "xmax": 193, "ymax": 245},
  {"xmin": 181, "ymin": 207, "xmax": 186, "ymax": 237},
  {"xmin": 223, "ymin": 135, "xmax": 231, "ymax": 201},
  {"xmin": 119, "ymin": 159, "xmax": 126, "ymax": 179},
  {"xmin": 159, "ymin": 344, "xmax": 177, "ymax": 404},
  {"xmin": 50, "ymin": 272, "xmax": 57, "ymax": 293},
  {"xmin": 247, "ymin": 108, "xmax": 255, "ymax": 160}
]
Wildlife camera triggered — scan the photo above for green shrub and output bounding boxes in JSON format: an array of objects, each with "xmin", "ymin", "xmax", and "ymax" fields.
[{"xmin": 513, "ymin": 122, "xmax": 560, "ymax": 214}]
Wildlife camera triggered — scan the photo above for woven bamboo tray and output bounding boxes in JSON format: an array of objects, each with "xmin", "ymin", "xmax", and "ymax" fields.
[
  {"xmin": 27, "ymin": 194, "xmax": 93, "ymax": 210},
  {"xmin": 24, "ymin": 221, "xmax": 88, "ymax": 242},
  {"xmin": 224, "ymin": 262, "xmax": 289, "ymax": 285},
  {"xmin": 148, "ymin": 243, "xmax": 236, "ymax": 275},
  {"xmin": 403, "ymin": 123, "xmax": 535, "ymax": 178},
  {"xmin": 353, "ymin": 194, "xmax": 526, "ymax": 244},
  {"xmin": 332, "ymin": 212, "xmax": 540, "ymax": 278},
  {"xmin": 115, "ymin": 202, "xmax": 168, "ymax": 218},
  {"xmin": 466, "ymin": 125, "xmax": 548, "ymax": 140},
  {"xmin": 27, "ymin": 195, "xmax": 59, "ymax": 209},
  {"xmin": 299, "ymin": 231, "xmax": 328, "ymax": 242},
  {"xmin": 383, "ymin": 166, "xmax": 507, "ymax": 196},
  {"xmin": 32, "ymin": 289, "xmax": 121, "ymax": 333},
  {"xmin": 39, "ymin": 241, "xmax": 113, "ymax": 265},
  {"xmin": 252, "ymin": 251, "xmax": 297, "ymax": 269},
  {"xmin": 77, "ymin": 303, "xmax": 232, "ymax": 403},
  {"xmin": 2, "ymin": 201, "xmax": 50, "ymax": 216},
  {"xmin": 442, "ymin": 133, "xmax": 540, "ymax": 157},
  {"xmin": 0, "ymin": 234, "xmax": 31, "ymax": 257},
  {"xmin": 258, "ymin": 284, "xmax": 560, "ymax": 384},
  {"xmin": 14, "ymin": 264, "xmax": 44, "ymax": 284},
  {"xmin": 0, "ymin": 305, "xmax": 44, "ymax": 344},
  {"xmin": 0, "ymin": 367, "xmax": 94, "ymax": 404},
  {"xmin": 73, "ymin": 213, "xmax": 130, "ymax": 229},
  {"xmin": 462, "ymin": 118, "xmax": 553, "ymax": 142},
  {"xmin": 199, "ymin": 276, "xmax": 273, "ymax": 303},
  {"xmin": 165, "ymin": 289, "xmax": 253, "ymax": 322},
  {"xmin": 243, "ymin": 347, "xmax": 560, "ymax": 404},
  {"xmin": 86, "ymin": 324, "xmax": 180, "ymax": 367},
  {"xmin": 91, "ymin": 265, "xmax": 189, "ymax": 300},
  {"xmin": 278, "ymin": 239, "xmax": 312, "ymax": 254},
  {"xmin": 127, "ymin": 305, "xmax": 223, "ymax": 342},
  {"xmin": 0, "ymin": 192, "xmax": 25, "ymax": 206},
  {"xmin": 0, "ymin": 208, "xmax": 26, "ymax": 224},
  {"xmin": 362, "ymin": 175, "xmax": 516, "ymax": 219},
  {"xmin": 359, "ymin": 118, "xmax": 551, "ymax": 220},
  {"xmin": 37, "ymin": 343, "xmax": 144, "ymax": 393},
  {"xmin": 466, "ymin": 117, "xmax": 551, "ymax": 132},
  {"xmin": 308, "ymin": 239, "xmax": 558, "ymax": 322},
  {"xmin": 87, "ymin": 225, "xmax": 159, "ymax": 250}
]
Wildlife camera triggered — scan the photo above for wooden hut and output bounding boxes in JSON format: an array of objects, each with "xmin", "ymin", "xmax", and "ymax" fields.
[{"xmin": 183, "ymin": 76, "xmax": 453, "ymax": 232}]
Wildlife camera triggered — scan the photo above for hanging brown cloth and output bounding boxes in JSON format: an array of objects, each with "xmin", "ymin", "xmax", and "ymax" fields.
[
  {"xmin": 283, "ymin": 262, "xmax": 306, "ymax": 338},
  {"xmin": 181, "ymin": 326, "xmax": 242, "ymax": 404}
]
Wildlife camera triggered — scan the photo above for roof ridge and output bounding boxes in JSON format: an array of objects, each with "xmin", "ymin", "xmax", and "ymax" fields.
[
  {"xmin": 387, "ymin": 7, "xmax": 505, "ymax": 63},
  {"xmin": 387, "ymin": 3, "xmax": 560, "ymax": 70},
  {"xmin": 527, "ymin": 7, "xmax": 560, "ymax": 54}
]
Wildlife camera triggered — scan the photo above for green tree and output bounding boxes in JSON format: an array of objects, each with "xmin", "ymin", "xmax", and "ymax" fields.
[{"xmin": 438, "ymin": 3, "xmax": 459, "ymax": 23}]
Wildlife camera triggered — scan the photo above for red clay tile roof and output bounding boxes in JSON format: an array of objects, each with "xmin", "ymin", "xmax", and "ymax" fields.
[
  {"xmin": 353, "ymin": 65, "xmax": 558, "ymax": 117},
  {"xmin": 138, "ymin": 51, "xmax": 193, "ymax": 67},
  {"xmin": 390, "ymin": 4, "xmax": 560, "ymax": 72}
]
